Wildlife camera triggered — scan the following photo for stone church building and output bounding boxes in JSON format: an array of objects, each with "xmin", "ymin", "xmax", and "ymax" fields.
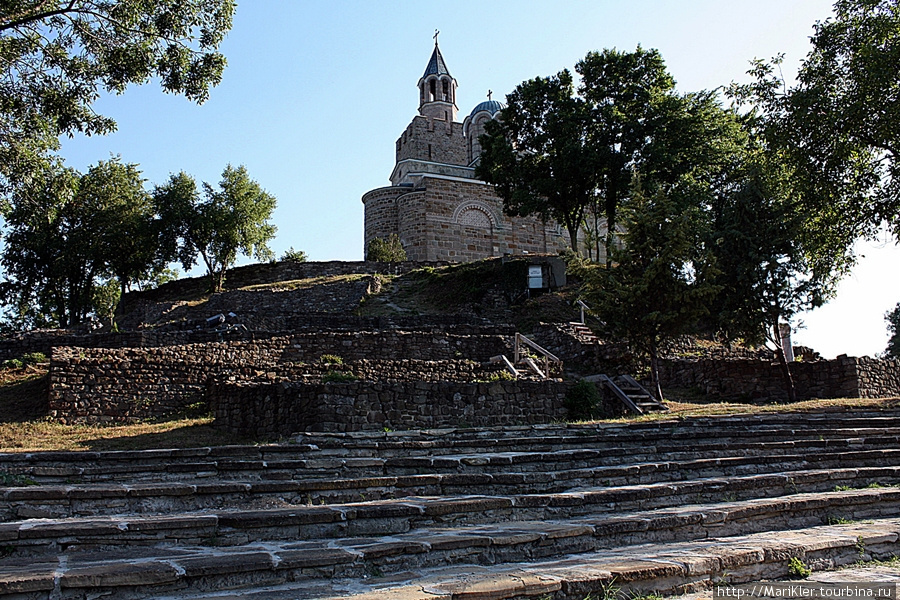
[{"xmin": 362, "ymin": 41, "xmax": 574, "ymax": 262}]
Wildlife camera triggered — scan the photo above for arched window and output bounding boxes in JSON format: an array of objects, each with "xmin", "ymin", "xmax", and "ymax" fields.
[
  {"xmin": 442, "ymin": 79, "xmax": 449, "ymax": 102},
  {"xmin": 429, "ymin": 79, "xmax": 436, "ymax": 102}
]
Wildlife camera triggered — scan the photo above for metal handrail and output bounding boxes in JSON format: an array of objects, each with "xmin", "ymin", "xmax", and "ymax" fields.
[{"xmin": 514, "ymin": 333, "xmax": 560, "ymax": 379}]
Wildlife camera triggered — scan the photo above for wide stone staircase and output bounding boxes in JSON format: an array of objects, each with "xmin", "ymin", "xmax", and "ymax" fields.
[{"xmin": 2, "ymin": 410, "xmax": 900, "ymax": 599}]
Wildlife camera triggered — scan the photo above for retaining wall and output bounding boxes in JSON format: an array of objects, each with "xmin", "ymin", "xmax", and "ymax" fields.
[
  {"xmin": 659, "ymin": 355, "xmax": 900, "ymax": 401},
  {"xmin": 211, "ymin": 379, "xmax": 571, "ymax": 437},
  {"xmin": 47, "ymin": 331, "xmax": 515, "ymax": 424}
]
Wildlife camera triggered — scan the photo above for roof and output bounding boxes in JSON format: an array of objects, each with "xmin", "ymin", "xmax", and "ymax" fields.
[
  {"xmin": 422, "ymin": 43, "xmax": 452, "ymax": 79},
  {"xmin": 468, "ymin": 99, "xmax": 505, "ymax": 118}
]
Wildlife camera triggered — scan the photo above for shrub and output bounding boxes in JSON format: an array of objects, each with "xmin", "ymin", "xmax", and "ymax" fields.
[
  {"xmin": 565, "ymin": 380, "xmax": 602, "ymax": 421},
  {"xmin": 323, "ymin": 371, "xmax": 358, "ymax": 383},
  {"xmin": 319, "ymin": 354, "xmax": 343, "ymax": 365},
  {"xmin": 2, "ymin": 358, "xmax": 24, "ymax": 370},
  {"xmin": 22, "ymin": 352, "xmax": 47, "ymax": 365},
  {"xmin": 280, "ymin": 247, "xmax": 308, "ymax": 262},
  {"xmin": 366, "ymin": 234, "xmax": 407, "ymax": 262},
  {"xmin": 788, "ymin": 556, "xmax": 811, "ymax": 578}
]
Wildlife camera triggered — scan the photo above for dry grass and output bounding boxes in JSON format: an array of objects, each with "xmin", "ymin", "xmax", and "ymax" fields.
[
  {"xmin": 607, "ymin": 396, "xmax": 900, "ymax": 424},
  {"xmin": 0, "ymin": 417, "xmax": 258, "ymax": 453},
  {"xmin": 0, "ymin": 366, "xmax": 260, "ymax": 453}
]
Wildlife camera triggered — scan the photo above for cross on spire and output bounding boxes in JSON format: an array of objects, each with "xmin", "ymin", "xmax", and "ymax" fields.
[
  {"xmin": 433, "ymin": 29, "xmax": 440, "ymax": 44},
  {"xmin": 487, "ymin": 90, "xmax": 493, "ymax": 101}
]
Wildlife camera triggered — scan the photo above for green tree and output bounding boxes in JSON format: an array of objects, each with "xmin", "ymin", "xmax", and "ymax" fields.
[
  {"xmin": 78, "ymin": 157, "xmax": 161, "ymax": 296},
  {"xmin": 796, "ymin": 0, "xmax": 900, "ymax": 238},
  {"xmin": 0, "ymin": 0, "xmax": 235, "ymax": 197},
  {"xmin": 582, "ymin": 186, "xmax": 718, "ymax": 401},
  {"xmin": 707, "ymin": 147, "xmax": 848, "ymax": 402},
  {"xmin": 730, "ymin": 0, "xmax": 900, "ymax": 248},
  {"xmin": 885, "ymin": 303, "xmax": 900, "ymax": 359},
  {"xmin": 157, "ymin": 165, "xmax": 277, "ymax": 292},
  {"xmin": 477, "ymin": 69, "xmax": 598, "ymax": 253},
  {"xmin": 1, "ymin": 157, "xmax": 180, "ymax": 329},
  {"xmin": 366, "ymin": 233, "xmax": 407, "ymax": 262},
  {"xmin": 478, "ymin": 47, "xmax": 745, "ymax": 263}
]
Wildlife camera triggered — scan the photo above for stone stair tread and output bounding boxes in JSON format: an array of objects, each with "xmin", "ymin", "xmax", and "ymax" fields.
[
  {"xmin": 3, "ymin": 492, "xmax": 894, "ymax": 580},
  {"xmin": 33, "ymin": 518, "xmax": 898, "ymax": 600}
]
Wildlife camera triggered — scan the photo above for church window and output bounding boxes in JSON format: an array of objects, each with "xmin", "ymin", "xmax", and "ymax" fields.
[
  {"xmin": 428, "ymin": 144, "xmax": 432, "ymax": 160},
  {"xmin": 429, "ymin": 79, "xmax": 436, "ymax": 102},
  {"xmin": 442, "ymin": 80, "xmax": 449, "ymax": 102}
]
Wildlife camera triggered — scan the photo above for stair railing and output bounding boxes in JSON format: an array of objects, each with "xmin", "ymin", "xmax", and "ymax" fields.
[{"xmin": 515, "ymin": 333, "xmax": 561, "ymax": 379}]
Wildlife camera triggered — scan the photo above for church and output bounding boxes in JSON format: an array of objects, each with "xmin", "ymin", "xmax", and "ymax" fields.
[{"xmin": 362, "ymin": 40, "xmax": 574, "ymax": 262}]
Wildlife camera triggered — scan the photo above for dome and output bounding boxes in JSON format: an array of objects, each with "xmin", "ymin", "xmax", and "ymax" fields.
[{"xmin": 468, "ymin": 99, "xmax": 505, "ymax": 119}]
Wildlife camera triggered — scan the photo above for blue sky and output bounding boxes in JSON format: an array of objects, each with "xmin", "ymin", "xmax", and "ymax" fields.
[{"xmin": 55, "ymin": 0, "xmax": 899, "ymax": 358}]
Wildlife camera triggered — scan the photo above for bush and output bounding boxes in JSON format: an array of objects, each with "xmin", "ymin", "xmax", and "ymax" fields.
[
  {"xmin": 280, "ymin": 247, "xmax": 308, "ymax": 262},
  {"xmin": 319, "ymin": 354, "xmax": 343, "ymax": 365},
  {"xmin": 564, "ymin": 380, "xmax": 602, "ymax": 421},
  {"xmin": 322, "ymin": 371, "xmax": 358, "ymax": 383},
  {"xmin": 366, "ymin": 234, "xmax": 407, "ymax": 262},
  {"xmin": 2, "ymin": 358, "xmax": 24, "ymax": 370},
  {"xmin": 22, "ymin": 352, "xmax": 47, "ymax": 365}
]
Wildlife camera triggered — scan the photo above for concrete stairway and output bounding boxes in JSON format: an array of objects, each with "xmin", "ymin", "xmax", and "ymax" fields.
[{"xmin": 1, "ymin": 410, "xmax": 900, "ymax": 599}]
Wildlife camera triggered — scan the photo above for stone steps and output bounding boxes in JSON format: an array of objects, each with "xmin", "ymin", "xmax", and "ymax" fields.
[
  {"xmin": 4, "ymin": 457, "xmax": 900, "ymax": 522},
  {"xmin": 2, "ymin": 410, "xmax": 900, "ymax": 598},
  {"xmin": 3, "ymin": 475, "xmax": 899, "ymax": 558},
  {"xmin": 5, "ymin": 423, "xmax": 900, "ymax": 485},
  {"xmin": 2, "ymin": 510, "xmax": 898, "ymax": 599},
  {"xmin": 153, "ymin": 518, "xmax": 900, "ymax": 600}
]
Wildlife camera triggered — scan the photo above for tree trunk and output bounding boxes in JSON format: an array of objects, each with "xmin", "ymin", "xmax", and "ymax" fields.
[
  {"xmin": 605, "ymin": 191, "xmax": 617, "ymax": 268},
  {"xmin": 773, "ymin": 322, "xmax": 797, "ymax": 403},
  {"xmin": 649, "ymin": 344, "xmax": 664, "ymax": 402}
]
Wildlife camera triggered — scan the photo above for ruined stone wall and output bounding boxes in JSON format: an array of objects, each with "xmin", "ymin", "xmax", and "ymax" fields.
[
  {"xmin": 212, "ymin": 379, "xmax": 570, "ymax": 437},
  {"xmin": 47, "ymin": 330, "xmax": 515, "ymax": 424},
  {"xmin": 658, "ymin": 356, "xmax": 900, "ymax": 401}
]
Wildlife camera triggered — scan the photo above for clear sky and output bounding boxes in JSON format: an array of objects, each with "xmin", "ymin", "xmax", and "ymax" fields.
[{"xmin": 55, "ymin": 0, "xmax": 899, "ymax": 359}]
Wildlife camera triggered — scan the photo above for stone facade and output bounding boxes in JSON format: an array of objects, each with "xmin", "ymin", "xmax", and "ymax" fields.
[
  {"xmin": 362, "ymin": 42, "xmax": 577, "ymax": 262},
  {"xmin": 47, "ymin": 329, "xmax": 517, "ymax": 424},
  {"xmin": 212, "ymin": 379, "xmax": 570, "ymax": 437},
  {"xmin": 658, "ymin": 355, "xmax": 900, "ymax": 402}
]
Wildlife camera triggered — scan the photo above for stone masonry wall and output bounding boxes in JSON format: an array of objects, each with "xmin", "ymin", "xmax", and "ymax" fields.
[
  {"xmin": 658, "ymin": 356, "xmax": 900, "ymax": 401},
  {"xmin": 396, "ymin": 177, "xmax": 570, "ymax": 262},
  {"xmin": 48, "ymin": 331, "xmax": 515, "ymax": 424},
  {"xmin": 211, "ymin": 379, "xmax": 571, "ymax": 437}
]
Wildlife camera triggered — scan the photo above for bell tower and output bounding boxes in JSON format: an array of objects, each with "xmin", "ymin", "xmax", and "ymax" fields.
[{"xmin": 417, "ymin": 32, "xmax": 458, "ymax": 123}]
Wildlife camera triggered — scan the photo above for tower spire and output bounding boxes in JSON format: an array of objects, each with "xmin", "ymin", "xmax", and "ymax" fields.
[{"xmin": 417, "ymin": 34, "xmax": 457, "ymax": 121}]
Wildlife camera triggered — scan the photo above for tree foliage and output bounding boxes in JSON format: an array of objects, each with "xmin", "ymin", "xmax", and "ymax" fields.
[
  {"xmin": 731, "ymin": 0, "xmax": 900, "ymax": 244},
  {"xmin": 155, "ymin": 165, "xmax": 277, "ymax": 292},
  {"xmin": 0, "ymin": 156, "xmax": 158, "ymax": 328},
  {"xmin": 478, "ymin": 47, "xmax": 745, "ymax": 263},
  {"xmin": 366, "ymin": 234, "xmax": 407, "ymax": 262},
  {"xmin": 582, "ymin": 187, "xmax": 718, "ymax": 401},
  {"xmin": 0, "ymin": 0, "xmax": 235, "ymax": 197},
  {"xmin": 886, "ymin": 302, "xmax": 900, "ymax": 359},
  {"xmin": 477, "ymin": 69, "xmax": 598, "ymax": 253}
]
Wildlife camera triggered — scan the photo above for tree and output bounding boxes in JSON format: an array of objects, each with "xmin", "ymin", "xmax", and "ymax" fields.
[
  {"xmin": 886, "ymin": 303, "xmax": 900, "ymax": 359},
  {"xmin": 156, "ymin": 165, "xmax": 277, "ymax": 292},
  {"xmin": 478, "ymin": 47, "xmax": 745, "ymax": 263},
  {"xmin": 582, "ymin": 186, "xmax": 718, "ymax": 401},
  {"xmin": 707, "ymin": 147, "xmax": 849, "ymax": 402},
  {"xmin": 730, "ymin": 0, "xmax": 900, "ymax": 247},
  {"xmin": 796, "ymin": 0, "xmax": 900, "ymax": 238},
  {"xmin": 0, "ymin": 0, "xmax": 235, "ymax": 196},
  {"xmin": 477, "ymin": 70, "xmax": 597, "ymax": 253},
  {"xmin": 280, "ymin": 247, "xmax": 308, "ymax": 262},
  {"xmin": 366, "ymin": 234, "xmax": 407, "ymax": 262},
  {"xmin": 78, "ymin": 157, "xmax": 160, "ymax": 296}
]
